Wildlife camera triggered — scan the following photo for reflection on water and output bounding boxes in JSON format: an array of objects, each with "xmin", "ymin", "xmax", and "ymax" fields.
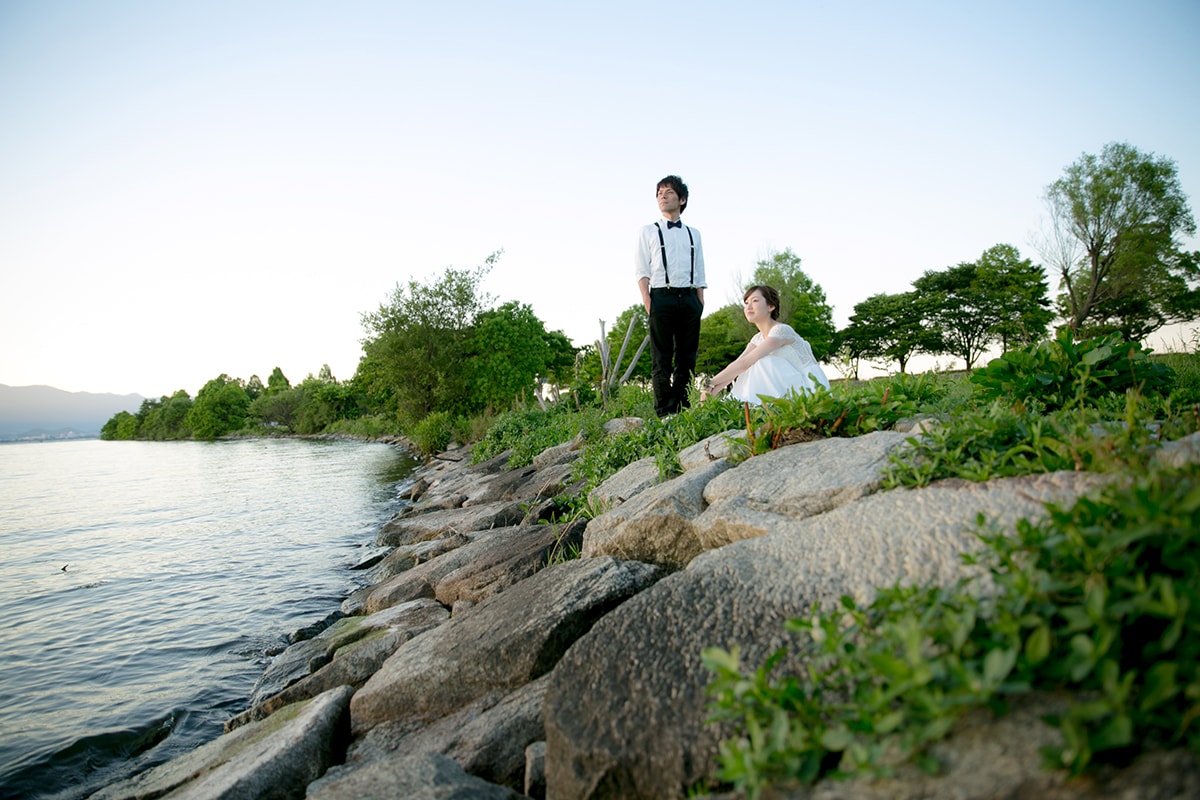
[{"xmin": 0, "ymin": 438, "xmax": 418, "ymax": 799}]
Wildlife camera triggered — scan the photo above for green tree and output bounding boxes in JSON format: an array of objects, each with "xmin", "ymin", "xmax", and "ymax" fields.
[
  {"xmin": 973, "ymin": 244, "xmax": 1053, "ymax": 351},
  {"xmin": 359, "ymin": 254, "xmax": 497, "ymax": 421},
  {"xmin": 245, "ymin": 375, "xmax": 264, "ymax": 401},
  {"xmin": 248, "ymin": 386, "xmax": 304, "ymax": 431},
  {"xmin": 841, "ymin": 291, "xmax": 940, "ymax": 374},
  {"xmin": 186, "ymin": 374, "xmax": 250, "ymax": 440},
  {"xmin": 139, "ymin": 390, "xmax": 193, "ymax": 440},
  {"xmin": 1041, "ymin": 142, "xmax": 1197, "ymax": 337},
  {"xmin": 749, "ymin": 248, "xmax": 837, "ymax": 360},
  {"xmin": 266, "ymin": 367, "xmax": 291, "ymax": 396},
  {"xmin": 697, "ymin": 303, "xmax": 753, "ymax": 376},
  {"xmin": 465, "ymin": 301, "xmax": 570, "ymax": 411},
  {"xmin": 914, "ymin": 259, "xmax": 1013, "ymax": 371},
  {"xmin": 100, "ymin": 411, "xmax": 139, "ymax": 440}
]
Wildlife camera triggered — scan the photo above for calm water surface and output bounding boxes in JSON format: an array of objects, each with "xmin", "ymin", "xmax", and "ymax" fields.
[{"xmin": 0, "ymin": 438, "xmax": 419, "ymax": 799}]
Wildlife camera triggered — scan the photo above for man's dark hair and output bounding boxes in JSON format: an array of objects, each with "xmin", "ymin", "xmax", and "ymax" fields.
[
  {"xmin": 657, "ymin": 175, "xmax": 689, "ymax": 212},
  {"xmin": 743, "ymin": 285, "xmax": 782, "ymax": 320}
]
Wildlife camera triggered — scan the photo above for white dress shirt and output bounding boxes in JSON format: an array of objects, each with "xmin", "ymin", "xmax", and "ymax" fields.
[{"xmin": 635, "ymin": 218, "xmax": 706, "ymax": 289}]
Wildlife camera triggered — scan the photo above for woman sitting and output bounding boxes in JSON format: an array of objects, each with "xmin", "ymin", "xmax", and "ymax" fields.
[{"xmin": 700, "ymin": 284, "xmax": 830, "ymax": 405}]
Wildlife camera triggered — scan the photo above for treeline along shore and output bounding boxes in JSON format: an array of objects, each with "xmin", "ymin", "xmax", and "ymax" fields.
[{"xmin": 89, "ymin": 404, "xmax": 1200, "ymax": 800}]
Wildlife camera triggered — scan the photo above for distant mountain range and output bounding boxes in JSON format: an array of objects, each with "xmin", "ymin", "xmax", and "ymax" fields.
[{"xmin": 0, "ymin": 384, "xmax": 145, "ymax": 441}]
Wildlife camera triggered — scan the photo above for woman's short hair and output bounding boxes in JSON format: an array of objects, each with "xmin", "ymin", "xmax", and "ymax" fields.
[{"xmin": 743, "ymin": 285, "xmax": 781, "ymax": 320}]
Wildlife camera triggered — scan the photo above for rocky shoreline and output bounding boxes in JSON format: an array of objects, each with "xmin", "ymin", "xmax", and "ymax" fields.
[{"xmin": 92, "ymin": 419, "xmax": 1200, "ymax": 799}]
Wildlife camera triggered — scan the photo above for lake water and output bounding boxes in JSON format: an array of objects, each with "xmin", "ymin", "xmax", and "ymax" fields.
[{"xmin": 0, "ymin": 438, "xmax": 419, "ymax": 799}]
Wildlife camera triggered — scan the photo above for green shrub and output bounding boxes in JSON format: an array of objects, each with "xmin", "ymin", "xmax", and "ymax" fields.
[
  {"xmin": 703, "ymin": 463, "xmax": 1200, "ymax": 798},
  {"xmin": 409, "ymin": 410, "xmax": 455, "ymax": 457},
  {"xmin": 970, "ymin": 331, "xmax": 1174, "ymax": 411}
]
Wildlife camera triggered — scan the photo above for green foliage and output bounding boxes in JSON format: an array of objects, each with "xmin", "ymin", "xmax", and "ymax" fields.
[
  {"xmin": 970, "ymin": 330, "xmax": 1175, "ymax": 412},
  {"xmin": 839, "ymin": 291, "xmax": 941, "ymax": 374},
  {"xmin": 470, "ymin": 404, "xmax": 606, "ymax": 468},
  {"xmin": 1159, "ymin": 349, "xmax": 1200, "ymax": 406},
  {"xmin": 466, "ymin": 300, "xmax": 576, "ymax": 412},
  {"xmin": 360, "ymin": 255, "xmax": 497, "ymax": 421},
  {"xmin": 724, "ymin": 373, "xmax": 934, "ymax": 458},
  {"xmin": 704, "ymin": 463, "xmax": 1200, "ymax": 797},
  {"xmin": 100, "ymin": 410, "xmax": 140, "ymax": 440},
  {"xmin": 750, "ymin": 248, "xmax": 837, "ymax": 360},
  {"xmin": 408, "ymin": 410, "xmax": 456, "ymax": 457},
  {"xmin": 573, "ymin": 392, "xmax": 746, "ymax": 489},
  {"xmin": 186, "ymin": 375, "xmax": 250, "ymax": 440},
  {"xmin": 1044, "ymin": 142, "xmax": 1197, "ymax": 338},
  {"xmin": 697, "ymin": 304, "xmax": 754, "ymax": 376}
]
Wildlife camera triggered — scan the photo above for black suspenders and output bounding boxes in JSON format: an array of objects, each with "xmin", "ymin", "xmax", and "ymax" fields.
[{"xmin": 653, "ymin": 222, "xmax": 695, "ymax": 288}]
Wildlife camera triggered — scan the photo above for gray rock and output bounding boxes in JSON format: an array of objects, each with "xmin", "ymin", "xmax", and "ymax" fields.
[
  {"xmin": 694, "ymin": 430, "xmax": 912, "ymax": 549},
  {"xmin": 603, "ymin": 417, "xmax": 644, "ymax": 436},
  {"xmin": 582, "ymin": 459, "xmax": 734, "ymax": 570},
  {"xmin": 370, "ymin": 534, "xmax": 471, "ymax": 581},
  {"xmin": 248, "ymin": 599, "xmax": 448, "ymax": 706},
  {"xmin": 544, "ymin": 471, "xmax": 1110, "ymax": 800},
  {"xmin": 351, "ymin": 556, "xmax": 661, "ymax": 736},
  {"xmin": 306, "ymin": 751, "xmax": 526, "ymax": 800},
  {"xmin": 435, "ymin": 521, "xmax": 586, "ymax": 608},
  {"xmin": 678, "ymin": 429, "xmax": 745, "ymax": 471},
  {"xmin": 343, "ymin": 675, "xmax": 551, "ymax": 791},
  {"xmin": 91, "ymin": 685, "xmax": 353, "ymax": 800},
  {"xmin": 376, "ymin": 501, "xmax": 527, "ymax": 547},
  {"xmin": 227, "ymin": 600, "xmax": 449, "ymax": 731},
  {"xmin": 1152, "ymin": 430, "xmax": 1200, "ymax": 469},
  {"xmin": 364, "ymin": 524, "xmax": 575, "ymax": 614},
  {"xmin": 525, "ymin": 741, "xmax": 547, "ymax": 800},
  {"xmin": 532, "ymin": 433, "xmax": 585, "ymax": 469},
  {"xmin": 586, "ymin": 456, "xmax": 661, "ymax": 511}
]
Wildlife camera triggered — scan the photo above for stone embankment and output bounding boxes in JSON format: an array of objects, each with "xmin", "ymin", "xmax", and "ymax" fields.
[{"xmin": 93, "ymin": 419, "xmax": 1200, "ymax": 800}]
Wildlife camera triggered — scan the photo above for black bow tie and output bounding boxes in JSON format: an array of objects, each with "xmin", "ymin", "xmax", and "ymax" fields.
[{"xmin": 667, "ymin": 220, "xmax": 682, "ymax": 229}]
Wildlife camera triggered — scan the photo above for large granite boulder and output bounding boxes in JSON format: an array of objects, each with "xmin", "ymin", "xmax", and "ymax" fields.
[
  {"xmin": 364, "ymin": 523, "xmax": 581, "ymax": 614},
  {"xmin": 693, "ymin": 429, "xmax": 911, "ymax": 544},
  {"xmin": 544, "ymin": 471, "xmax": 1111, "ymax": 799},
  {"xmin": 434, "ymin": 520, "xmax": 586, "ymax": 608},
  {"xmin": 92, "ymin": 685, "xmax": 353, "ymax": 800},
  {"xmin": 226, "ymin": 599, "xmax": 449, "ymax": 731},
  {"xmin": 582, "ymin": 459, "xmax": 733, "ymax": 569},
  {"xmin": 333, "ymin": 674, "xmax": 551, "ymax": 792},
  {"xmin": 351, "ymin": 556, "xmax": 661, "ymax": 735},
  {"xmin": 306, "ymin": 751, "xmax": 526, "ymax": 800},
  {"xmin": 587, "ymin": 456, "xmax": 660, "ymax": 510},
  {"xmin": 376, "ymin": 500, "xmax": 527, "ymax": 547}
]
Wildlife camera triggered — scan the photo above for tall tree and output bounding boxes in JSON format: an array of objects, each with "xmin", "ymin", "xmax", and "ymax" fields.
[
  {"xmin": 266, "ymin": 367, "xmax": 291, "ymax": 395},
  {"xmin": 186, "ymin": 375, "xmax": 250, "ymax": 440},
  {"xmin": 1040, "ymin": 142, "xmax": 1196, "ymax": 337},
  {"xmin": 749, "ymin": 249, "xmax": 837, "ymax": 360},
  {"xmin": 840, "ymin": 291, "xmax": 940, "ymax": 374},
  {"xmin": 359, "ymin": 254, "xmax": 497, "ymax": 421},
  {"xmin": 913, "ymin": 261, "xmax": 1005, "ymax": 371},
  {"xmin": 972, "ymin": 244, "xmax": 1053, "ymax": 351},
  {"xmin": 465, "ymin": 301, "xmax": 576, "ymax": 411}
]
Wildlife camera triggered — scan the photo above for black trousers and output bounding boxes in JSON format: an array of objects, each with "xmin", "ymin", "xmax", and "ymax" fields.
[{"xmin": 648, "ymin": 287, "xmax": 703, "ymax": 417}]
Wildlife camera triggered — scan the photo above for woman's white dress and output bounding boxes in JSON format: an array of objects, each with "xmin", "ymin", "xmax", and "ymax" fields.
[{"xmin": 729, "ymin": 323, "xmax": 830, "ymax": 404}]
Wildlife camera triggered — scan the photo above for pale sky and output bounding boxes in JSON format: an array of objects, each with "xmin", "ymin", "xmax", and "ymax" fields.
[{"xmin": 2, "ymin": 0, "xmax": 1198, "ymax": 398}]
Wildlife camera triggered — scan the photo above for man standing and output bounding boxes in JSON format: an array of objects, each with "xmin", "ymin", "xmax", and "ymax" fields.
[{"xmin": 636, "ymin": 175, "xmax": 706, "ymax": 417}]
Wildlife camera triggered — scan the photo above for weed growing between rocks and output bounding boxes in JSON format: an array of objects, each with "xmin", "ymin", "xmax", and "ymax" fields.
[{"xmin": 702, "ymin": 463, "xmax": 1200, "ymax": 799}]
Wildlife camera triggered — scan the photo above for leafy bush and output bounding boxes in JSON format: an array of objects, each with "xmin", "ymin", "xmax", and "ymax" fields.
[
  {"xmin": 703, "ymin": 463, "xmax": 1200, "ymax": 798},
  {"xmin": 970, "ymin": 330, "xmax": 1174, "ymax": 411},
  {"xmin": 724, "ymin": 373, "xmax": 931, "ymax": 459},
  {"xmin": 408, "ymin": 410, "xmax": 455, "ymax": 457}
]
